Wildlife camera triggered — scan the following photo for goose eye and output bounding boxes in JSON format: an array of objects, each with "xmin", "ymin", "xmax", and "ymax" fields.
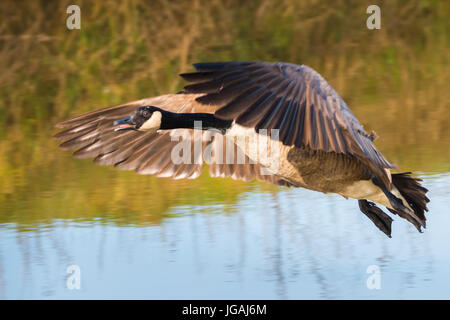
[{"xmin": 142, "ymin": 110, "xmax": 150, "ymax": 117}]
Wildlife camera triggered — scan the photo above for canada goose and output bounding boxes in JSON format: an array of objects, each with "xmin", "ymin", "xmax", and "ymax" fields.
[{"xmin": 55, "ymin": 61, "xmax": 429, "ymax": 237}]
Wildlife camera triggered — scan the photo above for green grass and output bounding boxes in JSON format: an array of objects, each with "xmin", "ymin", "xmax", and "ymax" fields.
[{"xmin": 0, "ymin": 0, "xmax": 449, "ymax": 227}]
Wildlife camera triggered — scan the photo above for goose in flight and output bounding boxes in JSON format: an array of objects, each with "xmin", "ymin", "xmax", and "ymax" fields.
[{"xmin": 55, "ymin": 61, "xmax": 429, "ymax": 237}]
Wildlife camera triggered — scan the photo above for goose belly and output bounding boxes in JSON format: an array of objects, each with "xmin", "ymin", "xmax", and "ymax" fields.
[
  {"xmin": 226, "ymin": 124, "xmax": 374, "ymax": 194},
  {"xmin": 340, "ymin": 180, "xmax": 391, "ymax": 206},
  {"xmin": 284, "ymin": 146, "xmax": 373, "ymax": 193}
]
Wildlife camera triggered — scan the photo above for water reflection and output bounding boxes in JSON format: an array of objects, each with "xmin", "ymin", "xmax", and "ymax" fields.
[
  {"xmin": 1, "ymin": 0, "xmax": 449, "ymax": 299},
  {"xmin": 0, "ymin": 173, "xmax": 448, "ymax": 299}
]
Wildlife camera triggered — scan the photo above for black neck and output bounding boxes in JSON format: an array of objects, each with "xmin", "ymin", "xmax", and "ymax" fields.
[{"xmin": 159, "ymin": 110, "xmax": 232, "ymax": 133}]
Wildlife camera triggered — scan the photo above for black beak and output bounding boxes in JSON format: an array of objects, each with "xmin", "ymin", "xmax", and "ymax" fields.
[{"xmin": 113, "ymin": 115, "xmax": 135, "ymax": 131}]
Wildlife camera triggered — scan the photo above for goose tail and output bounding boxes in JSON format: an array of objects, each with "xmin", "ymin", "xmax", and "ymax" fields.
[{"xmin": 389, "ymin": 172, "xmax": 430, "ymax": 231}]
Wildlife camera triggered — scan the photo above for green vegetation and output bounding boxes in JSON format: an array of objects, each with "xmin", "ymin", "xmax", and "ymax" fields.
[{"xmin": 0, "ymin": 0, "xmax": 449, "ymax": 227}]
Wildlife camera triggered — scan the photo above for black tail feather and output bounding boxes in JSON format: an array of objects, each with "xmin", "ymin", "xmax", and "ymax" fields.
[{"xmin": 391, "ymin": 172, "xmax": 430, "ymax": 230}]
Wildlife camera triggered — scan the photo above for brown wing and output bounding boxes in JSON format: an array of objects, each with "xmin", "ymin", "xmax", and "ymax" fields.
[
  {"xmin": 55, "ymin": 93, "xmax": 292, "ymax": 186},
  {"xmin": 180, "ymin": 61, "xmax": 396, "ymax": 188}
]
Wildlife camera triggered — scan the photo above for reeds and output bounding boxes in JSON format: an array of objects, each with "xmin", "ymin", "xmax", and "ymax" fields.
[{"xmin": 0, "ymin": 0, "xmax": 449, "ymax": 225}]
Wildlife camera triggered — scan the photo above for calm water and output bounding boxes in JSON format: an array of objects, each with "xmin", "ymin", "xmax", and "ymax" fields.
[
  {"xmin": 1, "ymin": 1, "xmax": 449, "ymax": 300},
  {"xmin": 1, "ymin": 148, "xmax": 449, "ymax": 299}
]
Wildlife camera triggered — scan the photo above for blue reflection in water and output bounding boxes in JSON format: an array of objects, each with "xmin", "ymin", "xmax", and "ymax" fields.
[{"xmin": 0, "ymin": 174, "xmax": 449, "ymax": 299}]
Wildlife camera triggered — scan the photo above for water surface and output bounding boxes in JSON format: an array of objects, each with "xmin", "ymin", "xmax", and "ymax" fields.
[{"xmin": 1, "ymin": 0, "xmax": 449, "ymax": 299}]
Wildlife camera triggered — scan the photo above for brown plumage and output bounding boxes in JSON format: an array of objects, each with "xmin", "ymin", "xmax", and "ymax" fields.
[
  {"xmin": 181, "ymin": 62, "xmax": 396, "ymax": 188},
  {"xmin": 55, "ymin": 61, "xmax": 430, "ymax": 236},
  {"xmin": 55, "ymin": 93, "xmax": 291, "ymax": 185}
]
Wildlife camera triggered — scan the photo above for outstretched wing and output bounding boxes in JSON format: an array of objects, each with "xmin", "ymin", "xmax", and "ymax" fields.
[
  {"xmin": 181, "ymin": 61, "xmax": 396, "ymax": 187},
  {"xmin": 54, "ymin": 93, "xmax": 292, "ymax": 186}
]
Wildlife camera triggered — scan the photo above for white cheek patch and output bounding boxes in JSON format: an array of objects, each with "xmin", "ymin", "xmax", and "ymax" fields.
[{"xmin": 139, "ymin": 111, "xmax": 162, "ymax": 131}]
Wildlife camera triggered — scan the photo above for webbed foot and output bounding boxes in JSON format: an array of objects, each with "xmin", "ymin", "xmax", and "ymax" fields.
[{"xmin": 358, "ymin": 200, "xmax": 393, "ymax": 238}]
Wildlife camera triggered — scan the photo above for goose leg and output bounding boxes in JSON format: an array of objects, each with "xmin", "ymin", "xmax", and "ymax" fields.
[
  {"xmin": 358, "ymin": 200, "xmax": 393, "ymax": 238},
  {"xmin": 371, "ymin": 176, "xmax": 410, "ymax": 213},
  {"xmin": 372, "ymin": 177, "xmax": 425, "ymax": 231}
]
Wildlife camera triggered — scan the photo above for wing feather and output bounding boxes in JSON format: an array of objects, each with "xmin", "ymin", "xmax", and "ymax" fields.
[
  {"xmin": 55, "ymin": 93, "xmax": 292, "ymax": 186},
  {"xmin": 183, "ymin": 61, "xmax": 396, "ymax": 187}
]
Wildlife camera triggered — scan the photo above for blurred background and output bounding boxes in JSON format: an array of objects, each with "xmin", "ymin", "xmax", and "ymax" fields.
[{"xmin": 0, "ymin": 0, "xmax": 449, "ymax": 299}]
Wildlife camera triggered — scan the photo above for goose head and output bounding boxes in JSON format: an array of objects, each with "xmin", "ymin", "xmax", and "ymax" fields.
[{"xmin": 114, "ymin": 106, "xmax": 162, "ymax": 132}]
